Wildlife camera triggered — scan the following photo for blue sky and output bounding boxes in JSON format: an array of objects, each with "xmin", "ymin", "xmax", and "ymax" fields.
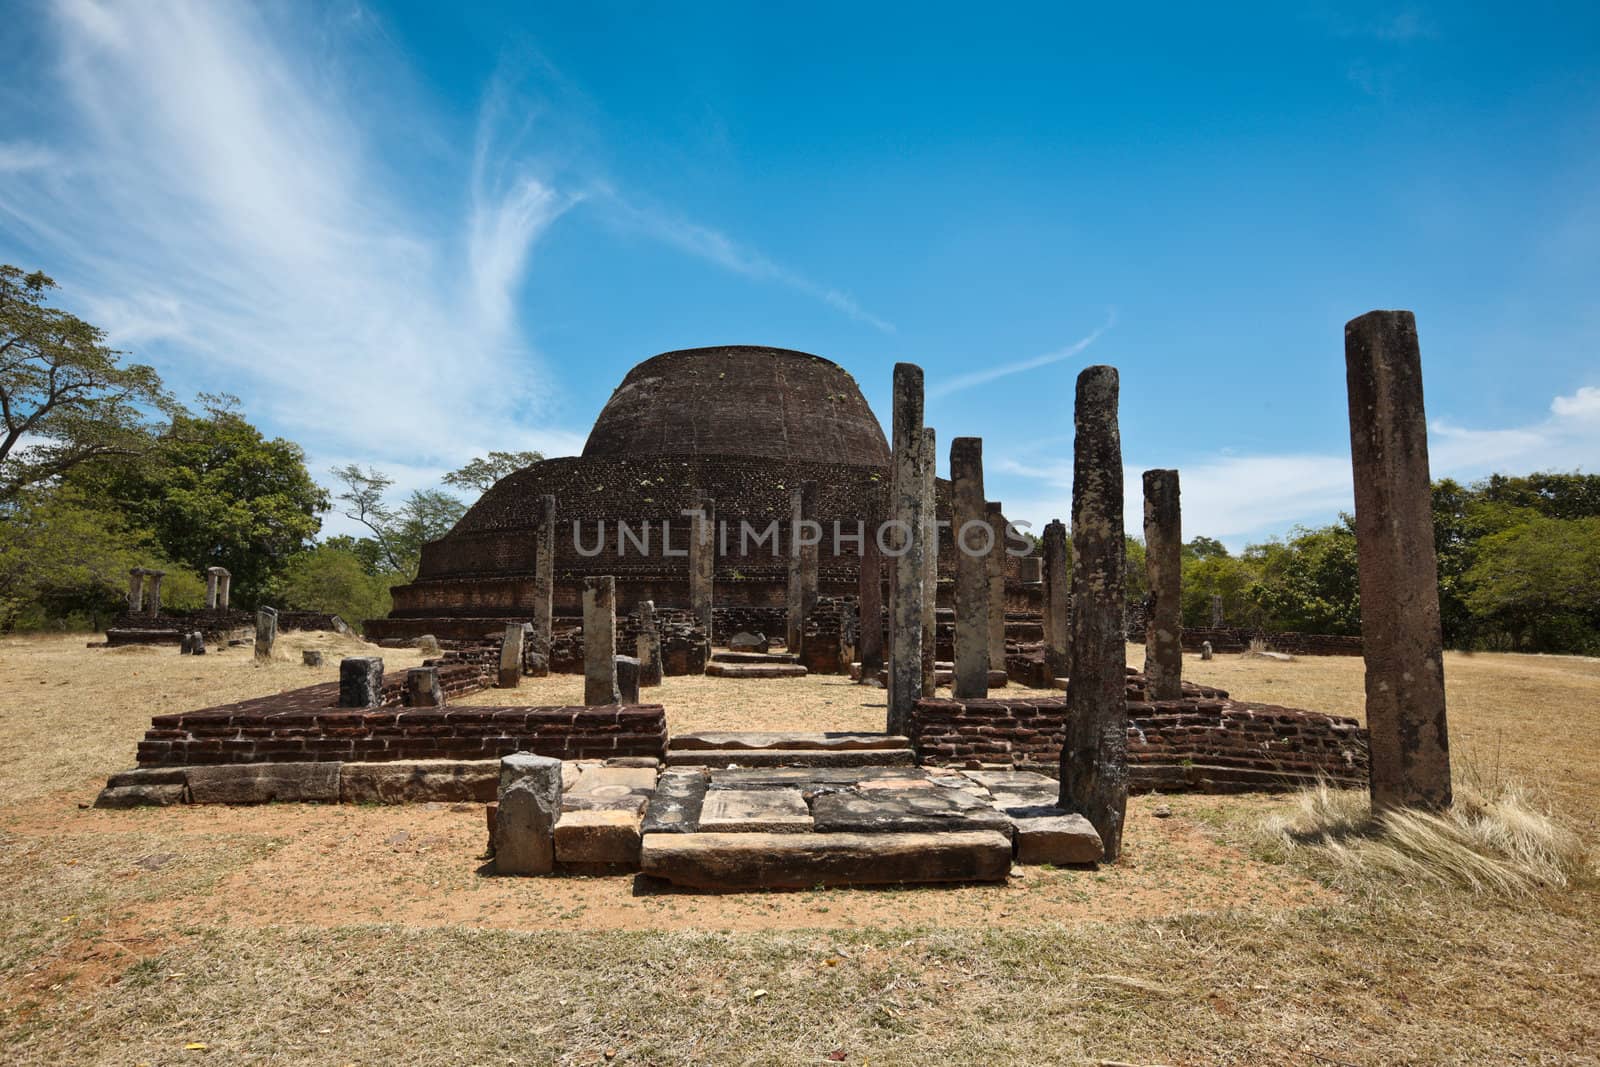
[{"xmin": 2, "ymin": 1, "xmax": 1597, "ymax": 546}]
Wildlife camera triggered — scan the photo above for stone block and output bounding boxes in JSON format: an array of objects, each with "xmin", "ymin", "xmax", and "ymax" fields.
[
  {"xmin": 494, "ymin": 753, "xmax": 563, "ymax": 875},
  {"xmin": 616, "ymin": 654, "xmax": 641, "ymax": 703},
  {"xmin": 810, "ymin": 788, "xmax": 1011, "ymax": 835},
  {"xmin": 1009, "ymin": 807, "xmax": 1104, "ymax": 865},
  {"xmin": 186, "ymin": 761, "xmax": 341, "ymax": 805},
  {"xmin": 698, "ymin": 788, "xmax": 813, "ymax": 833},
  {"xmin": 640, "ymin": 830, "xmax": 1012, "ymax": 889},
  {"xmin": 555, "ymin": 809, "xmax": 643, "ymax": 867},
  {"xmin": 94, "ymin": 768, "xmax": 190, "ymax": 808},
  {"xmin": 729, "ymin": 631, "xmax": 770, "ymax": 653},
  {"xmin": 641, "ymin": 767, "xmax": 709, "ymax": 834},
  {"xmin": 406, "ymin": 666, "xmax": 445, "ymax": 707},
  {"xmin": 339, "ymin": 656, "xmax": 384, "ymax": 708},
  {"xmin": 339, "ymin": 759, "xmax": 498, "ymax": 804},
  {"xmin": 303, "ymin": 649, "xmax": 324, "ymax": 667}
]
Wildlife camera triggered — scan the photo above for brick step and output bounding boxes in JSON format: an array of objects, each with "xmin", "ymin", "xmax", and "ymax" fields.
[
  {"xmin": 671, "ymin": 731, "xmax": 910, "ymax": 752},
  {"xmin": 710, "ymin": 651, "xmax": 801, "ymax": 664},
  {"xmin": 704, "ymin": 663, "xmax": 808, "ymax": 679},
  {"xmin": 640, "ymin": 830, "xmax": 1012, "ymax": 889},
  {"xmin": 665, "ymin": 748, "xmax": 917, "ymax": 769}
]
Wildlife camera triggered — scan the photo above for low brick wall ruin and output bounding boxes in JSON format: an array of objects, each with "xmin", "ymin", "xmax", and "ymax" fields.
[
  {"xmin": 909, "ymin": 685, "xmax": 1367, "ymax": 793},
  {"xmin": 134, "ymin": 682, "xmax": 669, "ymax": 767},
  {"xmin": 1179, "ymin": 627, "xmax": 1363, "ymax": 656}
]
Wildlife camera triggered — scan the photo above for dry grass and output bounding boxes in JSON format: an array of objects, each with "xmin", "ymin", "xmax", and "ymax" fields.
[{"xmin": 1, "ymin": 634, "xmax": 1599, "ymax": 1064}]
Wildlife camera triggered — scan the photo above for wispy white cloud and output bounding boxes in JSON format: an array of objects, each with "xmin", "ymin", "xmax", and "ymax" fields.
[
  {"xmin": 0, "ymin": 141, "xmax": 58, "ymax": 172},
  {"xmin": 928, "ymin": 313, "xmax": 1116, "ymax": 399},
  {"xmin": 994, "ymin": 382, "xmax": 1600, "ymax": 547}
]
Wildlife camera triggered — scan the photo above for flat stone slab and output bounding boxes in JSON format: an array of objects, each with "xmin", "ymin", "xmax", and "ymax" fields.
[
  {"xmin": 706, "ymin": 766, "xmax": 936, "ymax": 789},
  {"xmin": 811, "ymin": 788, "xmax": 1012, "ymax": 835},
  {"xmin": 671, "ymin": 731, "xmax": 910, "ymax": 752},
  {"xmin": 1009, "ymin": 807, "xmax": 1104, "ymax": 865},
  {"xmin": 641, "ymin": 767, "xmax": 709, "ymax": 834},
  {"xmin": 640, "ymin": 830, "xmax": 1013, "ymax": 889},
  {"xmin": 704, "ymin": 663, "xmax": 809, "ymax": 679},
  {"xmin": 698, "ymin": 788, "xmax": 813, "ymax": 832},
  {"xmin": 567, "ymin": 765, "xmax": 658, "ymax": 794},
  {"xmin": 711, "ymin": 650, "xmax": 798, "ymax": 664},
  {"xmin": 555, "ymin": 809, "xmax": 643, "ymax": 867},
  {"xmin": 340, "ymin": 760, "xmax": 498, "ymax": 804},
  {"xmin": 667, "ymin": 748, "xmax": 915, "ymax": 769},
  {"xmin": 186, "ymin": 762, "xmax": 341, "ymax": 805}
]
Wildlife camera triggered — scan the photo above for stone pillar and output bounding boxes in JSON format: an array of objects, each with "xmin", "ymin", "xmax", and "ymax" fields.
[
  {"xmin": 145, "ymin": 569, "xmax": 164, "ymax": 617},
  {"xmin": 986, "ymin": 501, "xmax": 1007, "ymax": 674},
  {"xmin": 616, "ymin": 655, "xmax": 641, "ymax": 703},
  {"xmin": 494, "ymin": 753, "xmax": 562, "ymax": 876},
  {"xmin": 205, "ymin": 567, "xmax": 222, "ymax": 610},
  {"xmin": 1058, "ymin": 365, "xmax": 1129, "ymax": 861},
  {"xmin": 190, "ymin": 631, "xmax": 206, "ymax": 656},
  {"xmin": 406, "ymin": 666, "xmax": 444, "ymax": 707},
  {"xmin": 127, "ymin": 568, "xmax": 145, "ymax": 613},
  {"xmin": 1141, "ymin": 469, "xmax": 1182, "ymax": 700},
  {"xmin": 949, "ymin": 437, "xmax": 990, "ymax": 698},
  {"xmin": 856, "ymin": 511, "xmax": 884, "ymax": 683},
  {"xmin": 887, "ymin": 363, "xmax": 927, "ymax": 735},
  {"xmin": 498, "ymin": 621, "xmax": 525, "ymax": 689},
  {"xmin": 785, "ymin": 485, "xmax": 806, "ymax": 651},
  {"xmin": 799, "ymin": 480, "xmax": 820, "ymax": 647},
  {"xmin": 216, "ymin": 569, "xmax": 231, "ymax": 610},
  {"xmin": 1210, "ymin": 594, "xmax": 1225, "ymax": 629},
  {"xmin": 636, "ymin": 600, "xmax": 663, "ymax": 687},
  {"xmin": 254, "ymin": 606, "xmax": 277, "ymax": 662},
  {"xmin": 530, "ymin": 494, "xmax": 555, "ymax": 676},
  {"xmin": 1041, "ymin": 520, "xmax": 1070, "ymax": 681},
  {"xmin": 1345, "ymin": 310, "xmax": 1452, "ymax": 812},
  {"xmin": 920, "ymin": 427, "xmax": 937, "ymax": 698},
  {"xmin": 687, "ymin": 494, "xmax": 715, "ymax": 643},
  {"xmin": 583, "ymin": 576, "xmax": 621, "ymax": 705},
  {"xmin": 339, "ymin": 656, "xmax": 384, "ymax": 708}
]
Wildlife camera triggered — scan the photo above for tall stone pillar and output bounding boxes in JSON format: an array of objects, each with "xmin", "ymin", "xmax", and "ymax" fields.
[
  {"xmin": 949, "ymin": 437, "xmax": 990, "ymax": 698},
  {"xmin": 254, "ymin": 606, "xmax": 278, "ymax": 662},
  {"xmin": 583, "ymin": 576, "xmax": 621, "ymax": 705},
  {"xmin": 986, "ymin": 501, "xmax": 1007, "ymax": 674},
  {"xmin": 205, "ymin": 567, "xmax": 222, "ymax": 610},
  {"xmin": 1210, "ymin": 594, "xmax": 1224, "ymax": 628},
  {"xmin": 785, "ymin": 483, "xmax": 818, "ymax": 650},
  {"xmin": 1345, "ymin": 310, "xmax": 1452, "ymax": 812},
  {"xmin": 530, "ymin": 494, "xmax": 555, "ymax": 676},
  {"xmin": 856, "ymin": 510, "xmax": 885, "ymax": 683},
  {"xmin": 1058, "ymin": 365, "xmax": 1129, "ymax": 861},
  {"xmin": 687, "ymin": 494, "xmax": 715, "ymax": 643},
  {"xmin": 1041, "ymin": 520, "xmax": 1070, "ymax": 681},
  {"xmin": 920, "ymin": 427, "xmax": 937, "ymax": 697},
  {"xmin": 127, "ymin": 568, "xmax": 145, "ymax": 613},
  {"xmin": 498, "ymin": 621, "xmax": 525, "ymax": 689},
  {"xmin": 887, "ymin": 363, "xmax": 927, "ymax": 735},
  {"xmin": 145, "ymin": 570, "xmax": 165, "ymax": 617},
  {"xmin": 1141, "ymin": 469, "xmax": 1182, "ymax": 700},
  {"xmin": 216, "ymin": 568, "xmax": 231, "ymax": 610},
  {"xmin": 636, "ymin": 600, "xmax": 663, "ymax": 687}
]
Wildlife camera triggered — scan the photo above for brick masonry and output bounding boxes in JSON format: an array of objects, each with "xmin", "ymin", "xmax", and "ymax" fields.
[{"xmin": 909, "ymin": 674, "xmax": 1368, "ymax": 793}]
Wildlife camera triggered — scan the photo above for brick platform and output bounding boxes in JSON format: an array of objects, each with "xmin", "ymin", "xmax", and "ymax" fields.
[{"xmin": 134, "ymin": 682, "xmax": 668, "ymax": 767}]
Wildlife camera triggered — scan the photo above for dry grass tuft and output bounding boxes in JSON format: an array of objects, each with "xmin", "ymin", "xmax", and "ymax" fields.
[{"xmin": 1261, "ymin": 778, "xmax": 1594, "ymax": 898}]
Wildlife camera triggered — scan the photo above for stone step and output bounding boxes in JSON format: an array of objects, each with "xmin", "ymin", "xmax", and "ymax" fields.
[
  {"xmin": 704, "ymin": 662, "xmax": 808, "ymax": 679},
  {"xmin": 640, "ymin": 830, "xmax": 1013, "ymax": 889},
  {"xmin": 670, "ymin": 731, "xmax": 910, "ymax": 752},
  {"xmin": 665, "ymin": 748, "xmax": 917, "ymax": 769},
  {"xmin": 711, "ymin": 650, "xmax": 801, "ymax": 665}
]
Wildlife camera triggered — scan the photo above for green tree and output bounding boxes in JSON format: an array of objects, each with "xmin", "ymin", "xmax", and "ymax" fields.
[
  {"xmin": 0, "ymin": 266, "xmax": 176, "ymax": 499},
  {"xmin": 0, "ymin": 488, "xmax": 146, "ymax": 629},
  {"xmin": 441, "ymin": 450, "xmax": 543, "ymax": 495},
  {"xmin": 1464, "ymin": 516, "xmax": 1600, "ymax": 652},
  {"xmin": 69, "ymin": 398, "xmax": 326, "ymax": 605},
  {"xmin": 1181, "ymin": 552, "xmax": 1261, "ymax": 628},
  {"xmin": 1247, "ymin": 519, "xmax": 1362, "ymax": 635},
  {"xmin": 330, "ymin": 465, "xmax": 465, "ymax": 579},
  {"xmin": 281, "ymin": 544, "xmax": 396, "ymax": 629}
]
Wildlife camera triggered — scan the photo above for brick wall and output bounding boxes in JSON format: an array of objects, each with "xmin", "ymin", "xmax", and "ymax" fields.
[
  {"xmin": 134, "ymin": 682, "xmax": 669, "ymax": 767},
  {"xmin": 1178, "ymin": 628, "xmax": 1364, "ymax": 656}
]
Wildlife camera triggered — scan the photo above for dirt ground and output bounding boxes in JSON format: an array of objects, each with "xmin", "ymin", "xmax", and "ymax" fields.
[{"xmin": 2, "ymin": 632, "xmax": 1597, "ymax": 1064}]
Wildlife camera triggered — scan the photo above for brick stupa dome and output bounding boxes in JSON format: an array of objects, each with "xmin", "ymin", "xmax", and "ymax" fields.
[{"xmin": 581, "ymin": 346, "xmax": 889, "ymax": 467}]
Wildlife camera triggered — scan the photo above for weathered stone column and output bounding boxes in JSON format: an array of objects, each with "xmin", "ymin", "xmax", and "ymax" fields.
[
  {"xmin": 799, "ymin": 480, "xmax": 820, "ymax": 645},
  {"xmin": 494, "ymin": 753, "xmax": 562, "ymax": 875},
  {"xmin": 127, "ymin": 568, "xmax": 145, "ymax": 613},
  {"xmin": 1058, "ymin": 365, "xmax": 1129, "ymax": 861},
  {"xmin": 687, "ymin": 494, "xmax": 715, "ymax": 643},
  {"xmin": 1345, "ymin": 309, "xmax": 1452, "ymax": 812},
  {"xmin": 254, "ymin": 605, "xmax": 278, "ymax": 662},
  {"xmin": 950, "ymin": 437, "xmax": 990, "ymax": 698},
  {"xmin": 1210, "ymin": 594, "xmax": 1224, "ymax": 628},
  {"xmin": 1041, "ymin": 520, "xmax": 1070, "ymax": 681},
  {"xmin": 406, "ymin": 666, "xmax": 444, "ymax": 707},
  {"xmin": 530, "ymin": 494, "xmax": 555, "ymax": 676},
  {"xmin": 216, "ymin": 569, "xmax": 231, "ymax": 610},
  {"xmin": 636, "ymin": 600, "xmax": 663, "ymax": 687},
  {"xmin": 856, "ymin": 510, "xmax": 885, "ymax": 683},
  {"xmin": 785, "ymin": 483, "xmax": 820, "ymax": 651},
  {"xmin": 887, "ymin": 363, "xmax": 927, "ymax": 734},
  {"xmin": 146, "ymin": 570, "xmax": 164, "ymax": 617},
  {"xmin": 339, "ymin": 656, "xmax": 384, "ymax": 708},
  {"xmin": 1141, "ymin": 469, "xmax": 1182, "ymax": 700},
  {"xmin": 986, "ymin": 501, "xmax": 1007, "ymax": 674},
  {"xmin": 498, "ymin": 621, "xmax": 525, "ymax": 688},
  {"xmin": 920, "ymin": 427, "xmax": 937, "ymax": 698},
  {"xmin": 205, "ymin": 567, "xmax": 222, "ymax": 610},
  {"xmin": 583, "ymin": 576, "xmax": 621, "ymax": 705}
]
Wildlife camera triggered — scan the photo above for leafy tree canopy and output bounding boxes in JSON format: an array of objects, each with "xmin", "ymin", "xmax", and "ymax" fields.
[
  {"xmin": 330, "ymin": 465, "xmax": 465, "ymax": 579},
  {"xmin": 442, "ymin": 450, "xmax": 544, "ymax": 495}
]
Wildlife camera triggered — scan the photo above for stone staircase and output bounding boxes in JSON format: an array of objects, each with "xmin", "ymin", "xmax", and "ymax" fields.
[{"xmin": 704, "ymin": 649, "xmax": 808, "ymax": 678}]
